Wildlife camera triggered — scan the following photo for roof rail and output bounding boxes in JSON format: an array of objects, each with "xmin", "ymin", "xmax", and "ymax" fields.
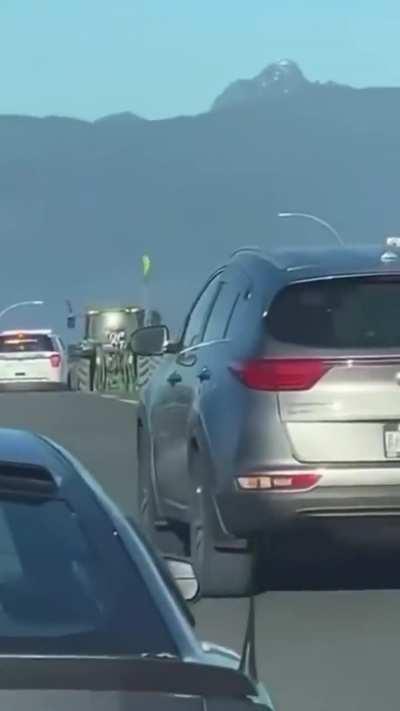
[{"xmin": 230, "ymin": 246, "xmax": 287, "ymax": 269}]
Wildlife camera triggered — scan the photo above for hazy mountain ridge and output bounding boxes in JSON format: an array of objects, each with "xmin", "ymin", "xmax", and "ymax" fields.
[{"xmin": 0, "ymin": 60, "xmax": 400, "ymax": 336}]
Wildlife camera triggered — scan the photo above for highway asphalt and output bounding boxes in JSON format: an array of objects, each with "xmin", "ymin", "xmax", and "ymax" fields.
[{"xmin": 0, "ymin": 390, "xmax": 399, "ymax": 711}]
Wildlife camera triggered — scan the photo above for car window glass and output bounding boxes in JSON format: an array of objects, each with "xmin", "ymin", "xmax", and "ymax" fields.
[
  {"xmin": 204, "ymin": 279, "xmax": 241, "ymax": 341},
  {"xmin": 267, "ymin": 275, "xmax": 400, "ymax": 348},
  {"xmin": 0, "ymin": 335, "xmax": 55, "ymax": 353},
  {"xmin": 0, "ymin": 496, "xmax": 176, "ymax": 656},
  {"xmin": 182, "ymin": 276, "xmax": 220, "ymax": 349}
]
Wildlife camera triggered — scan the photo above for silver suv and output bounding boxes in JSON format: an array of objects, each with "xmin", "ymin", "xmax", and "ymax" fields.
[{"xmin": 132, "ymin": 240, "xmax": 400, "ymax": 597}]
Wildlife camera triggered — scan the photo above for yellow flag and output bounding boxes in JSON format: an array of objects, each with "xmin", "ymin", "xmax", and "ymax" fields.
[{"xmin": 142, "ymin": 254, "xmax": 151, "ymax": 278}]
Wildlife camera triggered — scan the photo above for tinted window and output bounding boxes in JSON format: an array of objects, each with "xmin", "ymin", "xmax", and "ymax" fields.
[
  {"xmin": 0, "ymin": 335, "xmax": 54, "ymax": 353},
  {"xmin": 204, "ymin": 280, "xmax": 241, "ymax": 341},
  {"xmin": 267, "ymin": 275, "xmax": 400, "ymax": 348},
  {"xmin": 182, "ymin": 277, "xmax": 220, "ymax": 348},
  {"xmin": 0, "ymin": 497, "xmax": 176, "ymax": 656}
]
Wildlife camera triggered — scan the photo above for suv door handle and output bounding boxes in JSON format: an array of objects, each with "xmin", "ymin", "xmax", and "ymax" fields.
[
  {"xmin": 167, "ymin": 371, "xmax": 182, "ymax": 385},
  {"xmin": 176, "ymin": 351, "xmax": 197, "ymax": 367},
  {"xmin": 197, "ymin": 367, "xmax": 211, "ymax": 382}
]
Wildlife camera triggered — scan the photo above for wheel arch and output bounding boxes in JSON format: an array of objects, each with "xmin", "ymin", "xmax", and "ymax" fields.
[
  {"xmin": 187, "ymin": 418, "xmax": 229, "ymax": 541},
  {"xmin": 136, "ymin": 407, "xmax": 164, "ymax": 519},
  {"xmin": 187, "ymin": 415, "xmax": 218, "ymax": 490}
]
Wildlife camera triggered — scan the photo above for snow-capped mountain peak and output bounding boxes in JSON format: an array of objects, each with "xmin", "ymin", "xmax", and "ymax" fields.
[{"xmin": 212, "ymin": 59, "xmax": 308, "ymax": 111}]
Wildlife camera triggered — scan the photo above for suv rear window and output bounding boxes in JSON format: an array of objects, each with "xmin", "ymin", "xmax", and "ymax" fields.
[
  {"xmin": 0, "ymin": 335, "xmax": 55, "ymax": 353},
  {"xmin": 267, "ymin": 275, "xmax": 400, "ymax": 348}
]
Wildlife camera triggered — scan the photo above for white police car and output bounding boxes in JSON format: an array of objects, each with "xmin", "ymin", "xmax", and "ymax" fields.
[{"xmin": 0, "ymin": 330, "xmax": 68, "ymax": 389}]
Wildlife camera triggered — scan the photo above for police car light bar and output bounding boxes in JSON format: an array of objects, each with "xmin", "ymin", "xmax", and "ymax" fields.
[{"xmin": 0, "ymin": 329, "xmax": 53, "ymax": 336}]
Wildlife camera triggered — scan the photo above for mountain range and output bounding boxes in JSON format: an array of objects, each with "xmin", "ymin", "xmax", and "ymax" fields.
[{"xmin": 1, "ymin": 59, "xmax": 400, "ymax": 337}]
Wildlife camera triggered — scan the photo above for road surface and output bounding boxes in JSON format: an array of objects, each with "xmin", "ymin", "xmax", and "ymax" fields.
[{"xmin": 0, "ymin": 390, "xmax": 399, "ymax": 711}]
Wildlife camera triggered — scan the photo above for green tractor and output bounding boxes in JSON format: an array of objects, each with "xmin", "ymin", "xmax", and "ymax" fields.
[{"xmin": 67, "ymin": 305, "xmax": 148, "ymax": 393}]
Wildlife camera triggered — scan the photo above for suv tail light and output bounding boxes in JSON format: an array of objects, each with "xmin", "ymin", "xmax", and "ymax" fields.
[
  {"xmin": 50, "ymin": 354, "xmax": 61, "ymax": 368},
  {"xmin": 230, "ymin": 358, "xmax": 333, "ymax": 391},
  {"xmin": 238, "ymin": 472, "xmax": 321, "ymax": 491}
]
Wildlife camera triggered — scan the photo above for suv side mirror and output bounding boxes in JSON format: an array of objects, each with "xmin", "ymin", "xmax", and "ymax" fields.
[
  {"xmin": 130, "ymin": 325, "xmax": 169, "ymax": 356},
  {"xmin": 67, "ymin": 315, "xmax": 76, "ymax": 329}
]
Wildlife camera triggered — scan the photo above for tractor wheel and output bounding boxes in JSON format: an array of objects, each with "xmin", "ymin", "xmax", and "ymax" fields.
[{"xmin": 92, "ymin": 348, "xmax": 106, "ymax": 392}]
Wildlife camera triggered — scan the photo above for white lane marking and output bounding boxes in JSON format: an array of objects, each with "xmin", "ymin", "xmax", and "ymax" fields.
[
  {"xmin": 75, "ymin": 391, "xmax": 138, "ymax": 405},
  {"xmin": 98, "ymin": 393, "xmax": 138, "ymax": 405}
]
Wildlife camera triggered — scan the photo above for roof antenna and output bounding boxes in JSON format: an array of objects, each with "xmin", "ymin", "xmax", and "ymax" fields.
[
  {"xmin": 278, "ymin": 212, "xmax": 345, "ymax": 247},
  {"xmin": 239, "ymin": 595, "xmax": 258, "ymax": 684}
]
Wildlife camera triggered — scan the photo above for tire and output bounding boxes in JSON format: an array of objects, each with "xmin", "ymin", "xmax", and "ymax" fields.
[
  {"xmin": 189, "ymin": 447, "xmax": 257, "ymax": 598},
  {"xmin": 122, "ymin": 350, "xmax": 134, "ymax": 392},
  {"xmin": 77, "ymin": 359, "xmax": 91, "ymax": 392},
  {"xmin": 68, "ymin": 363, "xmax": 79, "ymax": 391},
  {"xmin": 137, "ymin": 424, "xmax": 186, "ymax": 556},
  {"xmin": 92, "ymin": 348, "xmax": 106, "ymax": 392}
]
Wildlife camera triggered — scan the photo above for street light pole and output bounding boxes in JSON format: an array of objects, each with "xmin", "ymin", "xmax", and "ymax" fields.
[
  {"xmin": 0, "ymin": 300, "xmax": 44, "ymax": 320},
  {"xmin": 278, "ymin": 212, "xmax": 344, "ymax": 247}
]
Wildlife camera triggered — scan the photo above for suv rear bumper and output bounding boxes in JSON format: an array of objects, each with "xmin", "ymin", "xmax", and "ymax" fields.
[{"xmin": 217, "ymin": 483, "xmax": 400, "ymax": 539}]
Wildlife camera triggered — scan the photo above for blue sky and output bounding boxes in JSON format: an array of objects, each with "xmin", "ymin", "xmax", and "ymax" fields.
[{"xmin": 1, "ymin": 0, "xmax": 400, "ymax": 120}]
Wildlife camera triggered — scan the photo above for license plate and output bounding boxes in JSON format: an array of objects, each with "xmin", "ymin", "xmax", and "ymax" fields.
[{"xmin": 384, "ymin": 424, "xmax": 400, "ymax": 458}]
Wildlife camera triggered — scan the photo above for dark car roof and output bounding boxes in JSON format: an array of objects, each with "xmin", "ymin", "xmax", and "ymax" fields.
[
  {"xmin": 0, "ymin": 428, "xmax": 200, "ymax": 657},
  {"xmin": 231, "ymin": 244, "xmax": 400, "ymax": 283}
]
